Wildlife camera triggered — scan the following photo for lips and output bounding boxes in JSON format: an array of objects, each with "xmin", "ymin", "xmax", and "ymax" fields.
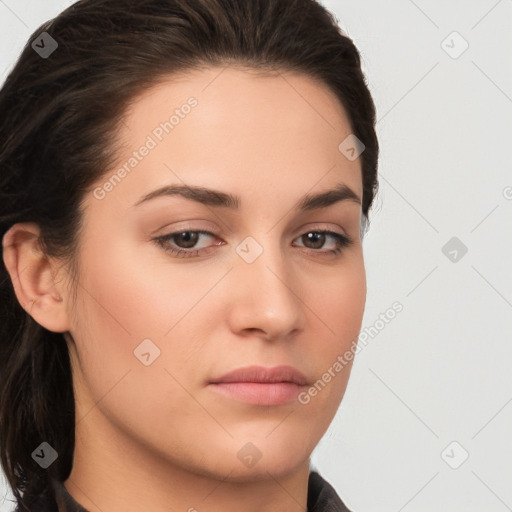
[
  {"xmin": 210, "ymin": 365, "xmax": 308, "ymax": 386},
  {"xmin": 208, "ymin": 365, "xmax": 309, "ymax": 406}
]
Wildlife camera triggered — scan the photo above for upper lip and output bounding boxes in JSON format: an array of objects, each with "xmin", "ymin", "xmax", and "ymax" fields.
[{"xmin": 210, "ymin": 365, "xmax": 308, "ymax": 386}]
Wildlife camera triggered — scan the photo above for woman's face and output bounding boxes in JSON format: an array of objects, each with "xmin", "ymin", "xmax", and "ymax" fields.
[{"xmin": 65, "ymin": 66, "xmax": 366, "ymax": 481}]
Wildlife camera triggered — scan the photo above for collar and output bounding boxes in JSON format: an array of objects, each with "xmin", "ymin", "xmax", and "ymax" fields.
[
  {"xmin": 48, "ymin": 471, "xmax": 352, "ymax": 512},
  {"xmin": 307, "ymin": 471, "xmax": 353, "ymax": 512}
]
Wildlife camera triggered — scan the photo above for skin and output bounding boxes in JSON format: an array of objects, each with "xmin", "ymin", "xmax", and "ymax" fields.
[{"xmin": 3, "ymin": 66, "xmax": 366, "ymax": 512}]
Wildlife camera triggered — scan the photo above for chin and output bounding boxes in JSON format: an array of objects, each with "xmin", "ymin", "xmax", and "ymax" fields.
[
  {"xmin": 223, "ymin": 435, "xmax": 312, "ymax": 482},
  {"xmin": 214, "ymin": 456, "xmax": 309, "ymax": 483}
]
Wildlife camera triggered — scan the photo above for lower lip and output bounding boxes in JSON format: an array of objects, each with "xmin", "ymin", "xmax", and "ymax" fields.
[{"xmin": 209, "ymin": 382, "xmax": 304, "ymax": 406}]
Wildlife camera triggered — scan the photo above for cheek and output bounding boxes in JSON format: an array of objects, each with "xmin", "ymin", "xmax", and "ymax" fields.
[
  {"xmin": 70, "ymin": 239, "xmax": 220, "ymax": 388},
  {"xmin": 313, "ymin": 256, "xmax": 366, "ymax": 343},
  {"xmin": 76, "ymin": 239, "xmax": 214, "ymax": 339},
  {"xmin": 69, "ymin": 246, "xmax": 212, "ymax": 432},
  {"xmin": 301, "ymin": 255, "xmax": 365, "ymax": 404}
]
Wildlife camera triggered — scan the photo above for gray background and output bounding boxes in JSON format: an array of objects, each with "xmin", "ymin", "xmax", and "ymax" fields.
[{"xmin": 1, "ymin": 1, "xmax": 511, "ymax": 511}]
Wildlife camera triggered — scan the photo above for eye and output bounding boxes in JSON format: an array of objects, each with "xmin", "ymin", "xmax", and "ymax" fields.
[
  {"xmin": 293, "ymin": 229, "xmax": 353, "ymax": 255},
  {"xmin": 153, "ymin": 228, "xmax": 353, "ymax": 258},
  {"xmin": 154, "ymin": 230, "xmax": 222, "ymax": 258}
]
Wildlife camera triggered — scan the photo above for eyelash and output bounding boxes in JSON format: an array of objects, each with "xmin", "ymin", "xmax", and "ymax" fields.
[{"xmin": 153, "ymin": 228, "xmax": 353, "ymax": 259}]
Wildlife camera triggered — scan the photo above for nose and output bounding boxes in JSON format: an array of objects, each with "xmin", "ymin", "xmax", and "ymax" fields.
[{"xmin": 226, "ymin": 236, "xmax": 307, "ymax": 341}]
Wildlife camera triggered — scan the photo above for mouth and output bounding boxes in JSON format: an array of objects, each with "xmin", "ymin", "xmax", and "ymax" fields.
[{"xmin": 208, "ymin": 365, "xmax": 309, "ymax": 406}]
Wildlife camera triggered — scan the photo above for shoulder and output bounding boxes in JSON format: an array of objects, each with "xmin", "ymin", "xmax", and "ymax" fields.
[
  {"xmin": 307, "ymin": 470, "xmax": 354, "ymax": 512},
  {"xmin": 12, "ymin": 495, "xmax": 56, "ymax": 512},
  {"xmin": 12, "ymin": 478, "xmax": 88, "ymax": 512}
]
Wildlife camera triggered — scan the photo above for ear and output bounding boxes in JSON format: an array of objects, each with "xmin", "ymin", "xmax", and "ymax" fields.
[{"xmin": 2, "ymin": 222, "xmax": 72, "ymax": 333}]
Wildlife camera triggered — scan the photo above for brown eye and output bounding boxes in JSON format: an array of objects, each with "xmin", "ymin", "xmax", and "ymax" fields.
[
  {"xmin": 172, "ymin": 231, "xmax": 201, "ymax": 249},
  {"xmin": 154, "ymin": 230, "xmax": 221, "ymax": 258},
  {"xmin": 153, "ymin": 228, "xmax": 353, "ymax": 259},
  {"xmin": 294, "ymin": 230, "xmax": 353, "ymax": 255},
  {"xmin": 302, "ymin": 232, "xmax": 327, "ymax": 250}
]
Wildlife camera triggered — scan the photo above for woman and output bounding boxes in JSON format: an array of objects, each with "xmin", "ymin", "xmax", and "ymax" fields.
[{"xmin": 0, "ymin": 0, "xmax": 379, "ymax": 511}]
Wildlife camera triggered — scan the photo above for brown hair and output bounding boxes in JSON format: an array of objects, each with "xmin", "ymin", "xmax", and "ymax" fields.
[{"xmin": 0, "ymin": 0, "xmax": 379, "ymax": 509}]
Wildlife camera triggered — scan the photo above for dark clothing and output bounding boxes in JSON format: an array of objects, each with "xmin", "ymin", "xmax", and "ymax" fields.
[
  {"xmin": 307, "ymin": 471, "xmax": 353, "ymax": 512},
  {"xmin": 20, "ymin": 471, "xmax": 352, "ymax": 511}
]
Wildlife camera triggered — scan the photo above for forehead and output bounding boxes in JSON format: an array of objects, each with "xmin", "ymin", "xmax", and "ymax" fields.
[{"xmin": 89, "ymin": 66, "xmax": 362, "ymax": 213}]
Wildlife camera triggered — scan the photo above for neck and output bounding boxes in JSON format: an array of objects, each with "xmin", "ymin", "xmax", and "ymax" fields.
[{"xmin": 65, "ymin": 410, "xmax": 311, "ymax": 512}]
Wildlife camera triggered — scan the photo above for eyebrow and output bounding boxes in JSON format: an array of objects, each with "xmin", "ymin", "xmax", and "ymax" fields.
[{"xmin": 133, "ymin": 182, "xmax": 361, "ymax": 211}]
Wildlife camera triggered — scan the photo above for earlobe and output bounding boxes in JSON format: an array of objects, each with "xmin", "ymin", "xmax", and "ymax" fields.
[{"xmin": 2, "ymin": 222, "xmax": 71, "ymax": 333}]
